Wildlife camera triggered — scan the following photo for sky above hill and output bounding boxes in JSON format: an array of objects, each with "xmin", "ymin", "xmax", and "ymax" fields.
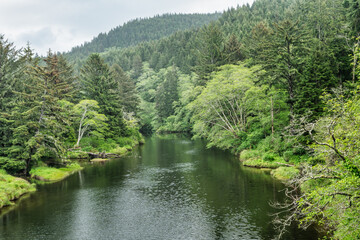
[{"xmin": 0, "ymin": 0, "xmax": 253, "ymax": 55}]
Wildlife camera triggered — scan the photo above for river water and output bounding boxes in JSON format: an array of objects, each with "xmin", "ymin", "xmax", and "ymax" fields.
[{"xmin": 0, "ymin": 135, "xmax": 318, "ymax": 240}]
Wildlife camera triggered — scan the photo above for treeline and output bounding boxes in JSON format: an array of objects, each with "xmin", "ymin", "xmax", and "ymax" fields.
[
  {"xmin": 65, "ymin": 0, "xmax": 360, "ymax": 238},
  {"xmin": 66, "ymin": 13, "xmax": 221, "ymax": 62},
  {"xmin": 0, "ymin": 37, "xmax": 141, "ymax": 176}
]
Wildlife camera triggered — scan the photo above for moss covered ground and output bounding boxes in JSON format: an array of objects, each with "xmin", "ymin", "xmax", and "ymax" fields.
[
  {"xmin": 0, "ymin": 169, "xmax": 36, "ymax": 208},
  {"xmin": 29, "ymin": 163, "xmax": 83, "ymax": 183}
]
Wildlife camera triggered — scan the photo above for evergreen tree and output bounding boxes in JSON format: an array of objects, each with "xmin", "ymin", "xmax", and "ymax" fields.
[
  {"xmin": 110, "ymin": 63, "xmax": 139, "ymax": 114},
  {"xmin": 294, "ymin": 42, "xmax": 338, "ymax": 119},
  {"xmin": 195, "ymin": 23, "xmax": 226, "ymax": 85},
  {"xmin": 131, "ymin": 55, "xmax": 143, "ymax": 80},
  {"xmin": 80, "ymin": 54, "xmax": 128, "ymax": 137},
  {"xmin": 155, "ymin": 68, "xmax": 179, "ymax": 121},
  {"xmin": 6, "ymin": 52, "xmax": 73, "ymax": 174},
  {"xmin": 0, "ymin": 35, "xmax": 25, "ymax": 153},
  {"xmin": 224, "ymin": 34, "xmax": 245, "ymax": 64},
  {"xmin": 254, "ymin": 20, "xmax": 307, "ymax": 116}
]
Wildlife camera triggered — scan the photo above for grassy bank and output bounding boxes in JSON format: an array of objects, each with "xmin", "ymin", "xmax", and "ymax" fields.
[
  {"xmin": 240, "ymin": 149, "xmax": 301, "ymax": 181},
  {"xmin": 66, "ymin": 135, "xmax": 144, "ymax": 160},
  {"xmin": 30, "ymin": 163, "xmax": 83, "ymax": 183},
  {"xmin": 0, "ymin": 170, "xmax": 36, "ymax": 208}
]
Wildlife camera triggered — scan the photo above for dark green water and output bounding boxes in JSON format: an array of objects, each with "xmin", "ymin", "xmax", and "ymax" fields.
[{"xmin": 0, "ymin": 135, "xmax": 318, "ymax": 239}]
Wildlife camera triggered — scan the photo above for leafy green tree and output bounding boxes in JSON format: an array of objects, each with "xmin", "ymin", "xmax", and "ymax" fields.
[
  {"xmin": 276, "ymin": 86, "xmax": 360, "ymax": 239},
  {"xmin": 130, "ymin": 55, "xmax": 143, "ymax": 80},
  {"xmin": 294, "ymin": 43, "xmax": 337, "ymax": 119},
  {"xmin": 190, "ymin": 64, "xmax": 269, "ymax": 150},
  {"xmin": 73, "ymin": 100, "xmax": 107, "ymax": 147}
]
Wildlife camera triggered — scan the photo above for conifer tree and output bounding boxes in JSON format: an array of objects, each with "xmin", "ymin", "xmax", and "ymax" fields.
[
  {"xmin": 254, "ymin": 20, "xmax": 307, "ymax": 117},
  {"xmin": 80, "ymin": 54, "xmax": 128, "ymax": 137},
  {"xmin": 110, "ymin": 63, "xmax": 139, "ymax": 114},
  {"xmin": 0, "ymin": 35, "xmax": 25, "ymax": 153},
  {"xmin": 6, "ymin": 52, "xmax": 73, "ymax": 174},
  {"xmin": 195, "ymin": 23, "xmax": 226, "ymax": 85},
  {"xmin": 155, "ymin": 67, "xmax": 179, "ymax": 121}
]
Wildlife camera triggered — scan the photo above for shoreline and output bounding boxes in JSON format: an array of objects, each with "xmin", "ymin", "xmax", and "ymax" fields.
[{"xmin": 0, "ymin": 140, "xmax": 142, "ymax": 211}]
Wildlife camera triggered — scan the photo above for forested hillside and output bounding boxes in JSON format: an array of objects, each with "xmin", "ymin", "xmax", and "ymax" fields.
[
  {"xmin": 1, "ymin": 0, "xmax": 360, "ymax": 238},
  {"xmin": 66, "ymin": 13, "xmax": 221, "ymax": 61}
]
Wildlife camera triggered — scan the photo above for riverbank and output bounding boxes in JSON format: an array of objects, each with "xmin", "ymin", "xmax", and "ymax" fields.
[
  {"xmin": 239, "ymin": 149, "xmax": 301, "ymax": 182},
  {"xmin": 29, "ymin": 163, "xmax": 83, "ymax": 183},
  {"xmin": 0, "ymin": 170, "xmax": 36, "ymax": 209},
  {"xmin": 0, "ymin": 135, "xmax": 319, "ymax": 240},
  {"xmin": 0, "ymin": 134, "xmax": 144, "ymax": 210}
]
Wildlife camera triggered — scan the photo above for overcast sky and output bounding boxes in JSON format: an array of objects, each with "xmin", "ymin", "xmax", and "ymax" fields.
[{"xmin": 0, "ymin": 0, "xmax": 253, "ymax": 55}]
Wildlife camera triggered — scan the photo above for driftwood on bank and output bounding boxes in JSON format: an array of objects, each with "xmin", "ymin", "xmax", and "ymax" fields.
[{"xmin": 87, "ymin": 152, "xmax": 121, "ymax": 159}]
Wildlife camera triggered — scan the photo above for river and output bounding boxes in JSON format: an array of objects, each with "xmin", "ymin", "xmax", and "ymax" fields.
[{"xmin": 0, "ymin": 135, "xmax": 318, "ymax": 239}]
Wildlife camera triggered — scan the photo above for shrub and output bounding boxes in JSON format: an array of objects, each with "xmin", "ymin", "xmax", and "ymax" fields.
[
  {"xmin": 263, "ymin": 152, "xmax": 277, "ymax": 162},
  {"xmin": 0, "ymin": 157, "xmax": 26, "ymax": 174},
  {"xmin": 109, "ymin": 147, "xmax": 128, "ymax": 155},
  {"xmin": 240, "ymin": 150, "xmax": 261, "ymax": 161},
  {"xmin": 115, "ymin": 137, "xmax": 134, "ymax": 147},
  {"xmin": 271, "ymin": 166, "xmax": 300, "ymax": 181},
  {"xmin": 242, "ymin": 159, "xmax": 284, "ymax": 169}
]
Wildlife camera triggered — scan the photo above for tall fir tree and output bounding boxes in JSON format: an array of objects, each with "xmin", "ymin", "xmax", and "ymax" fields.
[
  {"xmin": 155, "ymin": 67, "xmax": 179, "ymax": 121},
  {"xmin": 195, "ymin": 23, "xmax": 226, "ymax": 85},
  {"xmin": 80, "ymin": 54, "xmax": 128, "ymax": 137},
  {"xmin": 0, "ymin": 35, "xmax": 25, "ymax": 153},
  {"xmin": 6, "ymin": 52, "xmax": 74, "ymax": 174},
  {"xmin": 110, "ymin": 63, "xmax": 139, "ymax": 114}
]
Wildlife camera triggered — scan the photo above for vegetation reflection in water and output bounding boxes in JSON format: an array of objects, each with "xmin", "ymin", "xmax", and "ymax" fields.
[{"xmin": 0, "ymin": 135, "xmax": 318, "ymax": 239}]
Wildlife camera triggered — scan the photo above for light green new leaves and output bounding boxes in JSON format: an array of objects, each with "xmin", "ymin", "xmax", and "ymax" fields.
[
  {"xmin": 190, "ymin": 63, "xmax": 265, "ymax": 149},
  {"xmin": 73, "ymin": 100, "xmax": 107, "ymax": 147}
]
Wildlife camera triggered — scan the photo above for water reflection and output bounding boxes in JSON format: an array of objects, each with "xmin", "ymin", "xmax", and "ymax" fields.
[{"xmin": 0, "ymin": 135, "xmax": 318, "ymax": 239}]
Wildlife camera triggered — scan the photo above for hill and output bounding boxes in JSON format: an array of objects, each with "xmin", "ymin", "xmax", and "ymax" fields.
[{"xmin": 66, "ymin": 13, "xmax": 221, "ymax": 59}]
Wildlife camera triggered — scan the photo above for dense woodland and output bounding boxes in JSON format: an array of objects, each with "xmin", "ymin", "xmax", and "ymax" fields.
[{"xmin": 1, "ymin": 0, "xmax": 360, "ymax": 238}]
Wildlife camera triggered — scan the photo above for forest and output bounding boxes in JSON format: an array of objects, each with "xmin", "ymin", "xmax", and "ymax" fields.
[{"xmin": 1, "ymin": 0, "xmax": 360, "ymax": 238}]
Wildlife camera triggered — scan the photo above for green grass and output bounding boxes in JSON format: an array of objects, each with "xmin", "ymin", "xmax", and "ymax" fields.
[
  {"xmin": 271, "ymin": 166, "xmax": 300, "ymax": 181},
  {"xmin": 30, "ymin": 163, "xmax": 83, "ymax": 182},
  {"xmin": 242, "ymin": 159, "xmax": 286, "ymax": 169},
  {"xmin": 109, "ymin": 146, "xmax": 128, "ymax": 155},
  {"xmin": 0, "ymin": 169, "xmax": 36, "ymax": 208}
]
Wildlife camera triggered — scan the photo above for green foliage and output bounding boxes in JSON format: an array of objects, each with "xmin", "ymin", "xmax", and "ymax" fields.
[
  {"xmin": 0, "ymin": 170, "xmax": 36, "ymax": 208},
  {"xmin": 190, "ymin": 63, "xmax": 271, "ymax": 151},
  {"xmin": 66, "ymin": 13, "xmax": 221, "ymax": 61},
  {"xmin": 66, "ymin": 151, "xmax": 89, "ymax": 159},
  {"xmin": 242, "ymin": 159, "xmax": 285, "ymax": 169},
  {"xmin": 240, "ymin": 149, "xmax": 262, "ymax": 161},
  {"xmin": 263, "ymin": 152, "xmax": 277, "ymax": 162},
  {"xmin": 110, "ymin": 64, "xmax": 139, "ymax": 113},
  {"xmin": 73, "ymin": 99, "xmax": 107, "ymax": 147},
  {"xmin": 270, "ymin": 166, "xmax": 299, "ymax": 181},
  {"xmin": 155, "ymin": 67, "xmax": 179, "ymax": 120},
  {"xmin": 108, "ymin": 146, "xmax": 128, "ymax": 155},
  {"xmin": 80, "ymin": 53, "xmax": 128, "ymax": 138},
  {"xmin": 0, "ymin": 157, "xmax": 26, "ymax": 174}
]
